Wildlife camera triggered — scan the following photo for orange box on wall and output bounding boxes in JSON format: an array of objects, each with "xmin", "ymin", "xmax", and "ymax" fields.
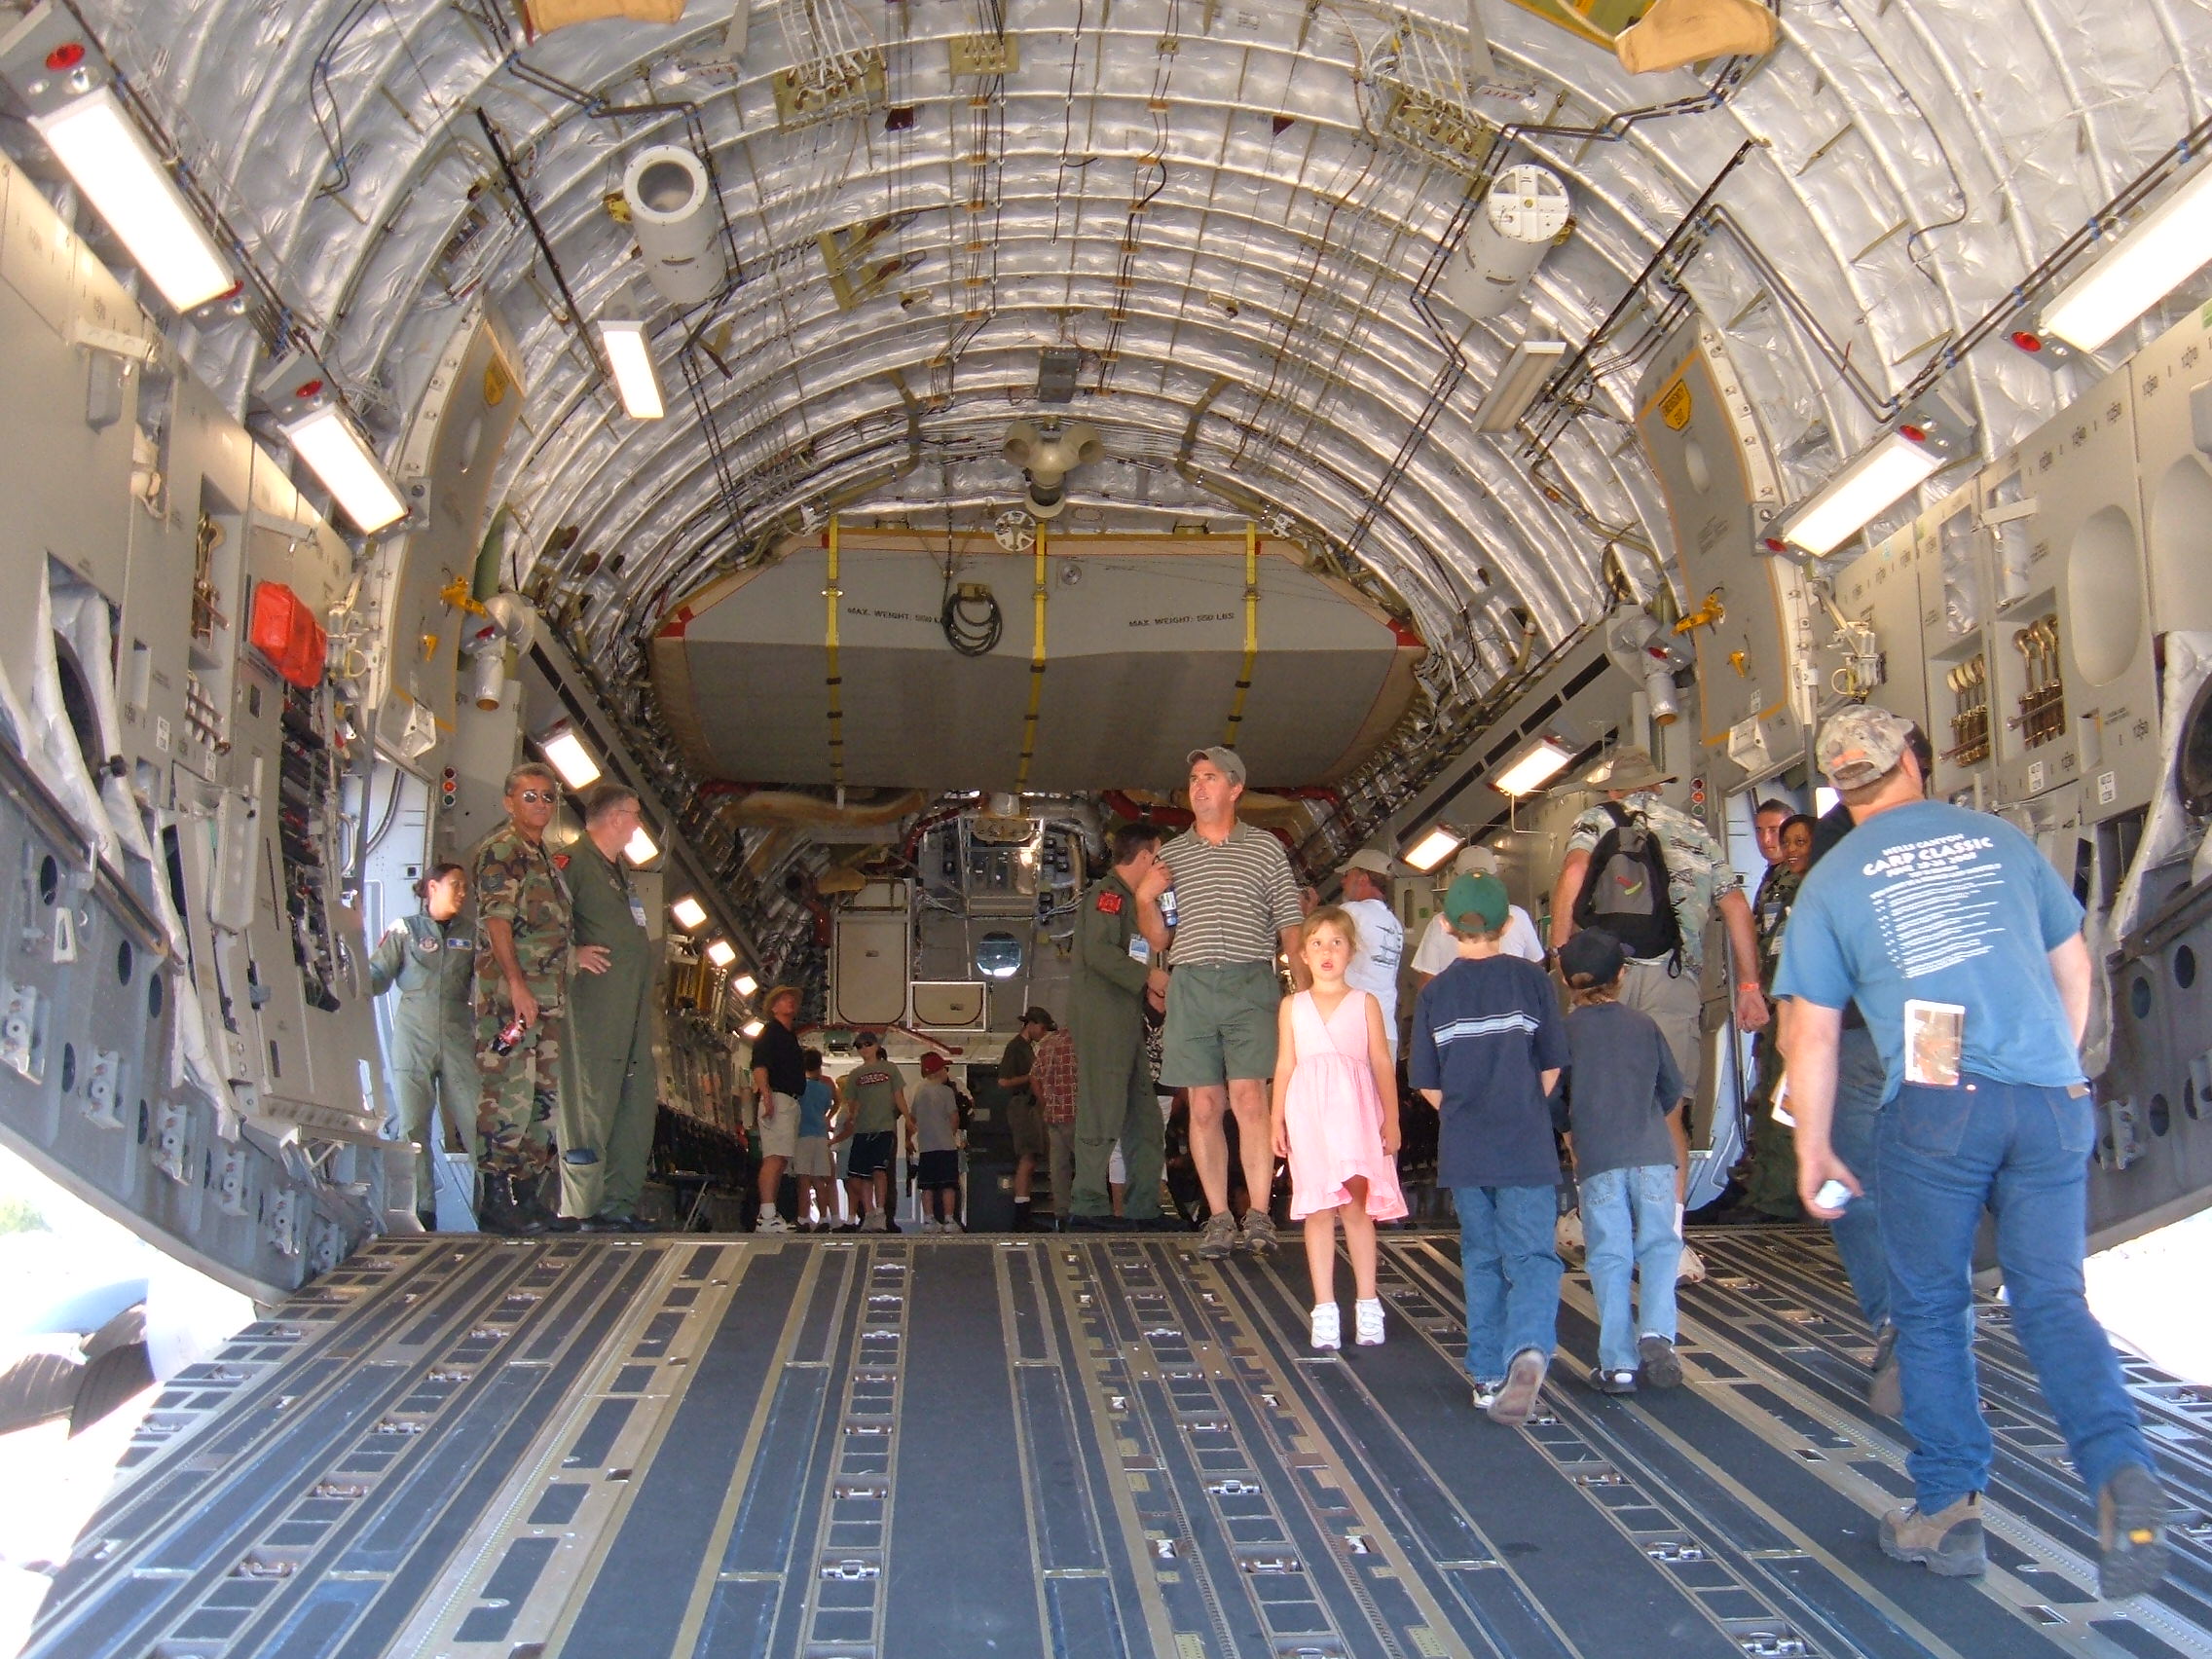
[{"xmin": 249, "ymin": 581, "xmax": 328, "ymax": 688}]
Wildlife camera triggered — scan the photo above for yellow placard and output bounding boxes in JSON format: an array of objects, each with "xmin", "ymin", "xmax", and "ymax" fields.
[{"xmin": 1659, "ymin": 379, "xmax": 1693, "ymax": 431}]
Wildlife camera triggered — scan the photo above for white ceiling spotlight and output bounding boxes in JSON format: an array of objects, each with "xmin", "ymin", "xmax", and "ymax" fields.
[
  {"xmin": 623, "ymin": 826, "xmax": 660, "ymax": 866},
  {"xmin": 537, "ymin": 722, "xmax": 602, "ymax": 790},
  {"xmin": 706, "ymin": 939, "xmax": 738, "ymax": 970},
  {"xmin": 0, "ymin": 8, "xmax": 235, "ymax": 313},
  {"xmin": 2039, "ymin": 157, "xmax": 2212, "ymax": 353},
  {"xmin": 1473, "ymin": 339, "xmax": 1568, "ymax": 434},
  {"xmin": 1765, "ymin": 403, "xmax": 1975, "ymax": 558},
  {"xmin": 280, "ymin": 402, "xmax": 409, "ymax": 533},
  {"xmin": 599, "ymin": 319, "xmax": 666, "ymax": 420},
  {"xmin": 1493, "ymin": 735, "xmax": 1577, "ymax": 796},
  {"xmin": 670, "ymin": 896, "xmax": 709, "ymax": 930},
  {"xmin": 1402, "ymin": 824, "xmax": 1465, "ymax": 872},
  {"xmin": 732, "ymin": 972, "xmax": 759, "ymax": 998},
  {"xmin": 1441, "ymin": 165, "xmax": 1570, "ymax": 323},
  {"xmin": 621, "ymin": 144, "xmax": 726, "ymax": 308}
]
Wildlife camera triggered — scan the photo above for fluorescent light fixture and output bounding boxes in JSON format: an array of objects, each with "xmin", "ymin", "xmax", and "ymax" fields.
[
  {"xmin": 1779, "ymin": 429, "xmax": 1945, "ymax": 557},
  {"xmin": 538, "ymin": 725, "xmax": 602, "ymax": 790},
  {"xmin": 1815, "ymin": 786, "xmax": 1839, "ymax": 818},
  {"xmin": 1494, "ymin": 735, "xmax": 1577, "ymax": 796},
  {"xmin": 1402, "ymin": 825, "xmax": 1464, "ymax": 872},
  {"xmin": 2042, "ymin": 160, "xmax": 2212, "ymax": 352},
  {"xmin": 670, "ymin": 896, "xmax": 708, "ymax": 931},
  {"xmin": 280, "ymin": 404, "xmax": 408, "ymax": 533},
  {"xmin": 741, "ymin": 1017, "xmax": 765, "ymax": 1039},
  {"xmin": 1473, "ymin": 339, "xmax": 1567, "ymax": 433},
  {"xmin": 599, "ymin": 320, "xmax": 666, "ymax": 420},
  {"xmin": 31, "ymin": 87, "xmax": 232, "ymax": 312},
  {"xmin": 705, "ymin": 939, "xmax": 737, "ymax": 969},
  {"xmin": 623, "ymin": 826, "xmax": 659, "ymax": 866},
  {"xmin": 732, "ymin": 972, "xmax": 759, "ymax": 998}
]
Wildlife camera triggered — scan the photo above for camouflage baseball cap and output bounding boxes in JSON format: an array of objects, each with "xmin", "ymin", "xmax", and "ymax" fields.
[{"xmin": 1817, "ymin": 705, "xmax": 1914, "ymax": 788}]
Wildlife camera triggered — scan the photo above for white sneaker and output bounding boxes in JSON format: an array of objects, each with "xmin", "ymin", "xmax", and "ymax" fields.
[
  {"xmin": 1310, "ymin": 1304, "xmax": 1342, "ymax": 1351},
  {"xmin": 755, "ymin": 1213, "xmax": 792, "ymax": 1235},
  {"xmin": 1677, "ymin": 1242, "xmax": 1707, "ymax": 1283},
  {"xmin": 861, "ymin": 1210, "xmax": 887, "ymax": 1233},
  {"xmin": 916, "ymin": 1217, "xmax": 940, "ymax": 1235},
  {"xmin": 1354, "ymin": 1299, "xmax": 1385, "ymax": 1346},
  {"xmin": 940, "ymin": 1218, "xmax": 963, "ymax": 1234}
]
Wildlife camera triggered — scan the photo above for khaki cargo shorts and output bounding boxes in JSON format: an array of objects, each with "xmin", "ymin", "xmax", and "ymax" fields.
[{"xmin": 1159, "ymin": 962, "xmax": 1282, "ymax": 1087}]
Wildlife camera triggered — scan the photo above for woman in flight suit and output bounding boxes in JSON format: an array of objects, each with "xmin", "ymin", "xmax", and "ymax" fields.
[{"xmin": 368, "ymin": 863, "xmax": 478, "ymax": 1227}]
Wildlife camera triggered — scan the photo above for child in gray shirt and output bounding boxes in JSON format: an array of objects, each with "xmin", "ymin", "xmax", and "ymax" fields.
[{"xmin": 910, "ymin": 1053, "xmax": 964, "ymax": 1234}]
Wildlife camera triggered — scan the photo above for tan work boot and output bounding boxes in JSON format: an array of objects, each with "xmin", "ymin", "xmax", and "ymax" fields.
[{"xmin": 1879, "ymin": 1493, "xmax": 1987, "ymax": 1577}]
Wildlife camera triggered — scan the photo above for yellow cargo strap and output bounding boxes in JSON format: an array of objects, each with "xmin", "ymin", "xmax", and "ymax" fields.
[
  {"xmin": 1222, "ymin": 520, "xmax": 1259, "ymax": 748},
  {"xmin": 826, "ymin": 516, "xmax": 846, "ymax": 787},
  {"xmin": 1014, "ymin": 522, "xmax": 1049, "ymax": 793}
]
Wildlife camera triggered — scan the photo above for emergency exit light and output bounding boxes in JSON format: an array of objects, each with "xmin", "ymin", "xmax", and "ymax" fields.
[
  {"xmin": 1402, "ymin": 825, "xmax": 1464, "ymax": 872},
  {"xmin": 706, "ymin": 939, "xmax": 737, "ymax": 969},
  {"xmin": 31, "ymin": 87, "xmax": 232, "ymax": 312},
  {"xmin": 670, "ymin": 896, "xmax": 708, "ymax": 930}
]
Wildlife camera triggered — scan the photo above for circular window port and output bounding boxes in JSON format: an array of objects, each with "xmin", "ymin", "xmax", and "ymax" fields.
[
  {"xmin": 117, "ymin": 940, "xmax": 133, "ymax": 985},
  {"xmin": 2178, "ymin": 944, "xmax": 2198, "ymax": 990},
  {"xmin": 2150, "ymin": 455, "xmax": 2212, "ymax": 634},
  {"xmin": 38, "ymin": 855, "xmax": 57, "ymax": 906},
  {"xmin": 976, "ymin": 932, "xmax": 1023, "ymax": 980},
  {"xmin": 2149, "ymin": 1094, "xmax": 2172, "ymax": 1137},
  {"xmin": 2129, "ymin": 976, "xmax": 2153, "ymax": 1019}
]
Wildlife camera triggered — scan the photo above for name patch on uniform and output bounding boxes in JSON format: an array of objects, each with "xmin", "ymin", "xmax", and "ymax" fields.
[{"xmin": 1096, "ymin": 892, "xmax": 1124, "ymax": 914}]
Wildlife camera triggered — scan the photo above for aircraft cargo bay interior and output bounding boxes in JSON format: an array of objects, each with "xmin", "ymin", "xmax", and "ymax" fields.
[{"xmin": 1, "ymin": 0, "xmax": 2212, "ymax": 1653}]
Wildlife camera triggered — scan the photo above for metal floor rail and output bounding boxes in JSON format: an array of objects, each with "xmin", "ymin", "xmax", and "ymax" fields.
[{"xmin": 21, "ymin": 1227, "xmax": 2212, "ymax": 1659}]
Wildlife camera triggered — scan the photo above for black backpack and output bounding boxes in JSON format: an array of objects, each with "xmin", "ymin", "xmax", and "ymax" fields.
[{"xmin": 1571, "ymin": 803, "xmax": 1679, "ymax": 961}]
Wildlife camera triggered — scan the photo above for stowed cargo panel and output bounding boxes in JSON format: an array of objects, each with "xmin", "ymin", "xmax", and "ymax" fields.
[{"xmin": 24, "ymin": 1231, "xmax": 2212, "ymax": 1659}]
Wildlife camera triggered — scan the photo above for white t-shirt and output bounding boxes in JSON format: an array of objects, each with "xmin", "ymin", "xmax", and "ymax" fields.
[
  {"xmin": 1410, "ymin": 906, "xmax": 1543, "ymax": 976},
  {"xmin": 1337, "ymin": 897, "xmax": 1405, "ymax": 1054}
]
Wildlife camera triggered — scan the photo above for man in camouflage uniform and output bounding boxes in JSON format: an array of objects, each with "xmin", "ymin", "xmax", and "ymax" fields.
[
  {"xmin": 472, "ymin": 761, "xmax": 573, "ymax": 1235},
  {"xmin": 1068, "ymin": 822, "xmax": 1169, "ymax": 1229}
]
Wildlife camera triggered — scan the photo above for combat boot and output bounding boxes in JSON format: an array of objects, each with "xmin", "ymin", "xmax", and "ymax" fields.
[
  {"xmin": 2097, "ymin": 1463, "xmax": 2172, "ymax": 1600},
  {"xmin": 479, "ymin": 1173, "xmax": 546, "ymax": 1236},
  {"xmin": 1879, "ymin": 1493, "xmax": 1986, "ymax": 1576}
]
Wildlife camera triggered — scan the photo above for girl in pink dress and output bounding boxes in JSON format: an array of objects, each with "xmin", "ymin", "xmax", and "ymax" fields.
[{"xmin": 1271, "ymin": 905, "xmax": 1408, "ymax": 1350}]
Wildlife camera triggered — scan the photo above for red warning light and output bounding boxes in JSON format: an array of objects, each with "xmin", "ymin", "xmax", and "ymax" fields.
[
  {"xmin": 1762, "ymin": 535, "xmax": 1788, "ymax": 553},
  {"xmin": 45, "ymin": 42, "xmax": 86, "ymax": 71},
  {"xmin": 293, "ymin": 378, "xmax": 325, "ymax": 400},
  {"xmin": 1899, "ymin": 424, "xmax": 1928, "ymax": 444},
  {"xmin": 2011, "ymin": 330, "xmax": 2044, "ymax": 352}
]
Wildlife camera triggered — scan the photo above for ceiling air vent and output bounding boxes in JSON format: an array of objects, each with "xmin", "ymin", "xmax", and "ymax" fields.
[{"xmin": 1036, "ymin": 347, "xmax": 1081, "ymax": 404}]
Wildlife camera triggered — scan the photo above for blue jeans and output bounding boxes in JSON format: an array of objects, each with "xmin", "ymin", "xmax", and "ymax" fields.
[
  {"xmin": 1878, "ymin": 1075, "xmax": 2152, "ymax": 1512},
  {"xmin": 1453, "ymin": 1185, "xmax": 1562, "ymax": 1383},
  {"xmin": 1577, "ymin": 1163, "xmax": 1681, "ymax": 1373},
  {"xmin": 1829, "ymin": 1022, "xmax": 1891, "ymax": 1330}
]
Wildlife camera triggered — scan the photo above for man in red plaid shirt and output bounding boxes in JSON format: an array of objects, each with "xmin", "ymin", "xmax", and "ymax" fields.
[{"xmin": 1032, "ymin": 1024, "xmax": 1080, "ymax": 1229}]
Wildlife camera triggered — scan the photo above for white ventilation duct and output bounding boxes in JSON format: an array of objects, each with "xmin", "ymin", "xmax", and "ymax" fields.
[
  {"xmin": 1004, "ymin": 420, "xmax": 1104, "ymax": 519},
  {"xmin": 1442, "ymin": 164, "xmax": 1570, "ymax": 322},
  {"xmin": 1604, "ymin": 603, "xmax": 1683, "ymax": 726},
  {"xmin": 622, "ymin": 145, "xmax": 725, "ymax": 308}
]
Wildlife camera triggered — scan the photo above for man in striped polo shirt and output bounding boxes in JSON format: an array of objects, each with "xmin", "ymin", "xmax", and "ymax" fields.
[{"xmin": 1147, "ymin": 746, "xmax": 1308, "ymax": 1259}]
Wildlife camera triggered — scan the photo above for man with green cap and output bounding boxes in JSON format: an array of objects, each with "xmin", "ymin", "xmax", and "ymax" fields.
[
  {"xmin": 1068, "ymin": 821, "xmax": 1168, "ymax": 1227},
  {"xmin": 563, "ymin": 781, "xmax": 662, "ymax": 1231}
]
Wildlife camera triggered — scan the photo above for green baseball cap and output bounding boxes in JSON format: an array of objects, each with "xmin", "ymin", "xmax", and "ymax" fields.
[{"xmin": 1443, "ymin": 871, "xmax": 1509, "ymax": 931}]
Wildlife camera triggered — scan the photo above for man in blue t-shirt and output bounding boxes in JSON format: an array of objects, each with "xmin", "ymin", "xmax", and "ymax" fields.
[
  {"xmin": 1776, "ymin": 705, "xmax": 2167, "ymax": 1600},
  {"xmin": 1410, "ymin": 871, "xmax": 1568, "ymax": 1427}
]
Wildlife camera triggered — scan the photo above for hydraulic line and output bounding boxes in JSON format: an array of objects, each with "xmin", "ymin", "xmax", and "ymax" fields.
[
  {"xmin": 825, "ymin": 516, "xmax": 846, "ymax": 789},
  {"xmin": 1014, "ymin": 523, "xmax": 1049, "ymax": 795},
  {"xmin": 1222, "ymin": 521, "xmax": 1261, "ymax": 751}
]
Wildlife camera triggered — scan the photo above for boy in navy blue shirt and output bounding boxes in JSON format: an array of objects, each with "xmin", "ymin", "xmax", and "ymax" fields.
[{"xmin": 1410, "ymin": 871, "xmax": 1568, "ymax": 1425}]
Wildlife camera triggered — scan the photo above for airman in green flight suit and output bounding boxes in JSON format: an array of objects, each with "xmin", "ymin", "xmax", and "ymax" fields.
[
  {"xmin": 1068, "ymin": 822, "xmax": 1170, "ymax": 1225},
  {"xmin": 367, "ymin": 861, "xmax": 475, "ymax": 1227},
  {"xmin": 563, "ymin": 782, "xmax": 663, "ymax": 1229}
]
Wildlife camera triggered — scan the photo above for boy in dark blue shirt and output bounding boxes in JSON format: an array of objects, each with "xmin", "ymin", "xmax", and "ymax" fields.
[{"xmin": 1410, "ymin": 871, "xmax": 1568, "ymax": 1425}]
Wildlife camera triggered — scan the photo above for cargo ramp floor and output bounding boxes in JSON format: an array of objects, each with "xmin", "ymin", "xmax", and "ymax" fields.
[{"xmin": 22, "ymin": 1228, "xmax": 2212, "ymax": 1659}]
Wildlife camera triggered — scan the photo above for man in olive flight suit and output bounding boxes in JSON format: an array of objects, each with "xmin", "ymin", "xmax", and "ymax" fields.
[
  {"xmin": 1069, "ymin": 822, "xmax": 1169, "ymax": 1227},
  {"xmin": 565, "ymin": 781, "xmax": 662, "ymax": 1230},
  {"xmin": 471, "ymin": 761, "xmax": 572, "ymax": 1235}
]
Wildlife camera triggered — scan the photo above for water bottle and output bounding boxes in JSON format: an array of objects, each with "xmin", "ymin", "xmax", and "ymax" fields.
[{"xmin": 1160, "ymin": 887, "xmax": 1179, "ymax": 931}]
